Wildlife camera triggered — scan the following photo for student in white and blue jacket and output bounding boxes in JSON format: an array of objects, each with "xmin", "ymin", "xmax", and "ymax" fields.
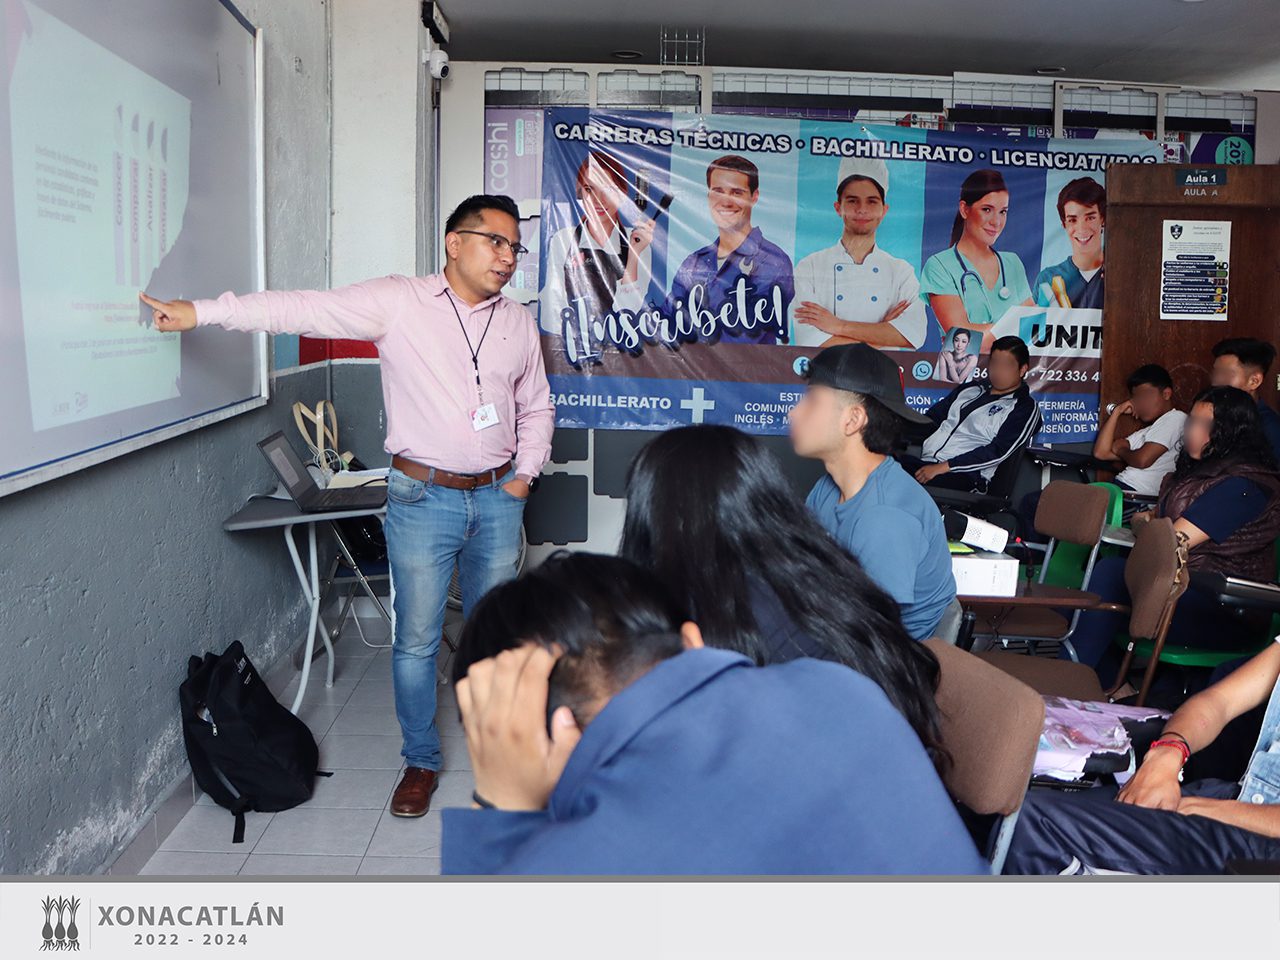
[
  {"xmin": 441, "ymin": 552, "xmax": 986, "ymax": 876},
  {"xmin": 907, "ymin": 335, "xmax": 1043, "ymax": 494}
]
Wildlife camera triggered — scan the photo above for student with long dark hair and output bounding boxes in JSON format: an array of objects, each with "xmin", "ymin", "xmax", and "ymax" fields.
[
  {"xmin": 1070, "ymin": 386, "xmax": 1280, "ymax": 672},
  {"xmin": 1154, "ymin": 386, "xmax": 1280, "ymax": 581},
  {"xmin": 619, "ymin": 423, "xmax": 948, "ymax": 771}
]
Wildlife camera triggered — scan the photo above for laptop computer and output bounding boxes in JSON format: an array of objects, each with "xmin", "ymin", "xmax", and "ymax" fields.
[{"xmin": 257, "ymin": 431, "xmax": 386, "ymax": 512}]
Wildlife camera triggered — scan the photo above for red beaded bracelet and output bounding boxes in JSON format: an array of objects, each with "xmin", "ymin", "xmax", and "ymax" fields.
[{"xmin": 1149, "ymin": 738, "xmax": 1191, "ymax": 766}]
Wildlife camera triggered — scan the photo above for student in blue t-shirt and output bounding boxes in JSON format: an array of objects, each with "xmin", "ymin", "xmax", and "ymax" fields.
[
  {"xmin": 788, "ymin": 343, "xmax": 957, "ymax": 641},
  {"xmin": 1069, "ymin": 387, "xmax": 1280, "ymax": 675}
]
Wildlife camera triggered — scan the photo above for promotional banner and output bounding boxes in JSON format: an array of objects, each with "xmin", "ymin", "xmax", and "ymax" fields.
[
  {"xmin": 951, "ymin": 122, "xmax": 1254, "ymax": 167},
  {"xmin": 536, "ymin": 109, "xmax": 1163, "ymax": 441}
]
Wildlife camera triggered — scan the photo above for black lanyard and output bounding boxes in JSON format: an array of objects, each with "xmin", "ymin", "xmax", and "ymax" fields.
[{"xmin": 446, "ymin": 292, "xmax": 498, "ymax": 405}]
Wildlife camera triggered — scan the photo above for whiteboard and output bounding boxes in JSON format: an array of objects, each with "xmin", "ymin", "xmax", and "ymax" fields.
[{"xmin": 0, "ymin": 0, "xmax": 266, "ymax": 497}]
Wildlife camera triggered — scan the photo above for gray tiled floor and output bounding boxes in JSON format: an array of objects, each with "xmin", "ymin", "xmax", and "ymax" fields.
[{"xmin": 136, "ymin": 619, "xmax": 468, "ymax": 877}]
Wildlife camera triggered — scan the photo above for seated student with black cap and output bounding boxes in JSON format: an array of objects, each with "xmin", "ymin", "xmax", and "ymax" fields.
[
  {"xmin": 1211, "ymin": 337, "xmax": 1280, "ymax": 461},
  {"xmin": 441, "ymin": 552, "xmax": 986, "ymax": 876},
  {"xmin": 788, "ymin": 343, "xmax": 956, "ymax": 642},
  {"xmin": 904, "ymin": 335, "xmax": 1043, "ymax": 493}
]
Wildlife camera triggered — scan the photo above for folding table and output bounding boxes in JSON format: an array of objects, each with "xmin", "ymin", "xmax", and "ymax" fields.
[{"xmin": 223, "ymin": 496, "xmax": 388, "ymax": 714}]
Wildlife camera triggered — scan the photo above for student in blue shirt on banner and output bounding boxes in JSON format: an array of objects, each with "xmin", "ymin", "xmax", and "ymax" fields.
[
  {"xmin": 665, "ymin": 154, "xmax": 795, "ymax": 344},
  {"xmin": 920, "ymin": 168, "xmax": 1033, "ymax": 351},
  {"xmin": 1033, "ymin": 177, "xmax": 1106, "ymax": 310},
  {"xmin": 441, "ymin": 552, "xmax": 985, "ymax": 876}
]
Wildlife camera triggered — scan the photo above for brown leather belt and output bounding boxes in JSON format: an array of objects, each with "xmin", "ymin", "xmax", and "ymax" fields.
[{"xmin": 391, "ymin": 455, "xmax": 512, "ymax": 491}]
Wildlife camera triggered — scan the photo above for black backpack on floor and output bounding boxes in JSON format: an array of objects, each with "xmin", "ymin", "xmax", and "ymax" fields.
[{"xmin": 179, "ymin": 641, "xmax": 331, "ymax": 842}]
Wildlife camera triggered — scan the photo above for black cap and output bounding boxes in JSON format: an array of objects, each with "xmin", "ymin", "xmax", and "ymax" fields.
[{"xmin": 803, "ymin": 343, "xmax": 931, "ymax": 424}]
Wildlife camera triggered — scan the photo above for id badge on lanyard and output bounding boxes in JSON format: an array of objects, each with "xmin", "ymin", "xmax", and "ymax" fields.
[
  {"xmin": 472, "ymin": 402, "xmax": 500, "ymax": 432},
  {"xmin": 449, "ymin": 294, "xmax": 501, "ymax": 432}
]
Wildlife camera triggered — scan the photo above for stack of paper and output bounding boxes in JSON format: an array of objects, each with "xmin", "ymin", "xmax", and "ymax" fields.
[{"xmin": 1033, "ymin": 696, "xmax": 1170, "ymax": 782}]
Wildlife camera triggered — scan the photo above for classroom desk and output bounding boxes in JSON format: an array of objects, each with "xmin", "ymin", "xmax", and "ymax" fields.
[
  {"xmin": 958, "ymin": 580, "xmax": 1104, "ymax": 654},
  {"xmin": 957, "ymin": 581, "xmax": 1102, "ymax": 609},
  {"xmin": 1025, "ymin": 446, "xmax": 1111, "ymax": 486},
  {"xmin": 224, "ymin": 495, "xmax": 387, "ymax": 715},
  {"xmin": 1101, "ymin": 524, "xmax": 1136, "ymax": 548},
  {"xmin": 1191, "ymin": 570, "xmax": 1280, "ymax": 611}
]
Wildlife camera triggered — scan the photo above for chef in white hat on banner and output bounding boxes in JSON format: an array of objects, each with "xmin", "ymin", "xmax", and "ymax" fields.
[{"xmin": 790, "ymin": 156, "xmax": 926, "ymax": 350}]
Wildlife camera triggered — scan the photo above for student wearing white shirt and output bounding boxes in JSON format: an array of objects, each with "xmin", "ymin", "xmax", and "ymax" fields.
[
  {"xmin": 539, "ymin": 151, "xmax": 655, "ymax": 337},
  {"xmin": 791, "ymin": 157, "xmax": 926, "ymax": 350},
  {"xmin": 1093, "ymin": 364, "xmax": 1186, "ymax": 496}
]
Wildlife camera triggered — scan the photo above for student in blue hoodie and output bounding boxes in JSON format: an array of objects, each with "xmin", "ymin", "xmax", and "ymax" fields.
[{"xmin": 441, "ymin": 552, "xmax": 986, "ymax": 876}]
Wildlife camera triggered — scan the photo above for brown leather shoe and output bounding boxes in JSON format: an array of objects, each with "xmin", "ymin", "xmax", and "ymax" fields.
[{"xmin": 390, "ymin": 767, "xmax": 439, "ymax": 818}]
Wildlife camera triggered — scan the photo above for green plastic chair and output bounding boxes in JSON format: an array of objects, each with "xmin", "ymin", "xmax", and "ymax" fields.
[
  {"xmin": 1037, "ymin": 482, "xmax": 1125, "ymax": 589},
  {"xmin": 1116, "ymin": 635, "xmax": 1272, "ymax": 673},
  {"xmin": 1113, "ymin": 535, "xmax": 1280, "ymax": 697}
]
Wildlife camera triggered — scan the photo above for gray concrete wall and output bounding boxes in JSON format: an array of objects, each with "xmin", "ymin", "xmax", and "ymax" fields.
[
  {"xmin": 0, "ymin": 0, "xmax": 332, "ymax": 874},
  {"xmin": 330, "ymin": 362, "xmax": 389, "ymax": 468}
]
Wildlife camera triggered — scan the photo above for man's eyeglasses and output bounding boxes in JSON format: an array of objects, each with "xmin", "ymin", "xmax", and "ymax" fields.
[{"xmin": 454, "ymin": 229, "xmax": 529, "ymax": 260}]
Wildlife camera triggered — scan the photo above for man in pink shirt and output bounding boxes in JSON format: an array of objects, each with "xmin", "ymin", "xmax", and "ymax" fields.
[{"xmin": 140, "ymin": 195, "xmax": 555, "ymax": 817}]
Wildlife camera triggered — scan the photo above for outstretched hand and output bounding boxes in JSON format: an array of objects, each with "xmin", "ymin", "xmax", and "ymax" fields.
[{"xmin": 139, "ymin": 292, "xmax": 197, "ymax": 332}]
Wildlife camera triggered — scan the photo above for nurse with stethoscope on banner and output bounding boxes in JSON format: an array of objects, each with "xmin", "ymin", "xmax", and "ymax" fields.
[{"xmin": 919, "ymin": 168, "xmax": 1033, "ymax": 352}]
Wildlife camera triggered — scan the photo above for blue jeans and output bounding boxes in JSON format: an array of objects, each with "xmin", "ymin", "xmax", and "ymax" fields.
[{"xmin": 383, "ymin": 464, "xmax": 527, "ymax": 771}]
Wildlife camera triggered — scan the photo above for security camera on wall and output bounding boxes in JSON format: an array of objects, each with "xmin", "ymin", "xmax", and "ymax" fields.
[{"xmin": 428, "ymin": 49, "xmax": 450, "ymax": 80}]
